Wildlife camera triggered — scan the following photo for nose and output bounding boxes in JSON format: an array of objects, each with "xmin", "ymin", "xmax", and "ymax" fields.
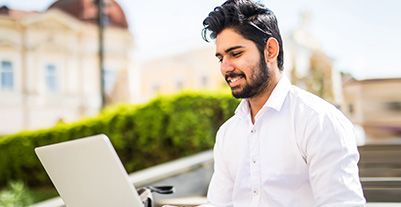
[{"xmin": 220, "ymin": 59, "xmax": 235, "ymax": 75}]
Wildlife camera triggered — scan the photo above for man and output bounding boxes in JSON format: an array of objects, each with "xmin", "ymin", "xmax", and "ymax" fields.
[{"xmin": 201, "ymin": 0, "xmax": 366, "ymax": 206}]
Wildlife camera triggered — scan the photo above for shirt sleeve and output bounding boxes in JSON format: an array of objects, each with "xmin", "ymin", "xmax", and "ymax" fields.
[
  {"xmin": 304, "ymin": 111, "xmax": 366, "ymax": 207},
  {"xmin": 207, "ymin": 126, "xmax": 234, "ymax": 207}
]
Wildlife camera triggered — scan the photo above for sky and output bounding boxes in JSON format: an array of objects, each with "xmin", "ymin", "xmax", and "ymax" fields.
[{"xmin": 1, "ymin": 0, "xmax": 401, "ymax": 79}]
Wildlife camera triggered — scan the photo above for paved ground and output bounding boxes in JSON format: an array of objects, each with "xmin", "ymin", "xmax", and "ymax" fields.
[{"xmin": 366, "ymin": 203, "xmax": 401, "ymax": 207}]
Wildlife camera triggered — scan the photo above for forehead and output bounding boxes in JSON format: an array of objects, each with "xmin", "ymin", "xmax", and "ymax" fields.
[{"xmin": 215, "ymin": 28, "xmax": 256, "ymax": 54}]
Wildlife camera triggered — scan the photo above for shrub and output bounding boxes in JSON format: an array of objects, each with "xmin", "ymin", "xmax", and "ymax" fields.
[
  {"xmin": 0, "ymin": 181, "xmax": 34, "ymax": 207},
  {"xmin": 0, "ymin": 91, "xmax": 239, "ymax": 188}
]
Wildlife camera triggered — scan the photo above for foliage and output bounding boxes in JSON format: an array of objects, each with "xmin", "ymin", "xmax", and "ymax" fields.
[
  {"xmin": 306, "ymin": 50, "xmax": 335, "ymax": 103},
  {"xmin": 0, "ymin": 91, "xmax": 239, "ymax": 188},
  {"xmin": 0, "ymin": 181, "xmax": 34, "ymax": 207}
]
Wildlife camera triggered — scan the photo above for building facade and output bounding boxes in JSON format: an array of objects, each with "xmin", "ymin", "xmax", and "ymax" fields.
[
  {"xmin": 0, "ymin": 0, "xmax": 133, "ymax": 135},
  {"xmin": 343, "ymin": 78, "xmax": 401, "ymax": 139},
  {"xmin": 136, "ymin": 47, "xmax": 224, "ymax": 102}
]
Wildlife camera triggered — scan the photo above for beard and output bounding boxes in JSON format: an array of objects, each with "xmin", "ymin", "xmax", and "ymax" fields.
[{"xmin": 227, "ymin": 52, "xmax": 270, "ymax": 99}]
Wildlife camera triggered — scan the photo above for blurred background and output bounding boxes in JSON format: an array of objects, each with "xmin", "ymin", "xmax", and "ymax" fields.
[
  {"xmin": 0, "ymin": 0, "xmax": 400, "ymax": 138},
  {"xmin": 0, "ymin": 0, "xmax": 400, "ymax": 206}
]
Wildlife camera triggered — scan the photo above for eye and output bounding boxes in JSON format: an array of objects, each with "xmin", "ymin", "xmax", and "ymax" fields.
[{"xmin": 231, "ymin": 51, "xmax": 242, "ymax": 58}]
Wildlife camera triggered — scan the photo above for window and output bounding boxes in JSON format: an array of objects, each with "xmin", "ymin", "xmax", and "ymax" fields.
[
  {"xmin": 103, "ymin": 69, "xmax": 117, "ymax": 95},
  {"xmin": 176, "ymin": 80, "xmax": 183, "ymax": 90},
  {"xmin": 0, "ymin": 60, "xmax": 14, "ymax": 90},
  {"xmin": 45, "ymin": 64, "xmax": 59, "ymax": 92},
  {"xmin": 201, "ymin": 76, "xmax": 209, "ymax": 87},
  {"xmin": 386, "ymin": 101, "xmax": 401, "ymax": 112},
  {"xmin": 102, "ymin": 14, "xmax": 110, "ymax": 26},
  {"xmin": 348, "ymin": 104, "xmax": 354, "ymax": 114},
  {"xmin": 152, "ymin": 83, "xmax": 160, "ymax": 95}
]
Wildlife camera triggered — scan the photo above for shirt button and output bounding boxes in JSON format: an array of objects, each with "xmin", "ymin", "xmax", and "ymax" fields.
[
  {"xmin": 251, "ymin": 129, "xmax": 256, "ymax": 133},
  {"xmin": 253, "ymin": 160, "xmax": 256, "ymax": 164},
  {"xmin": 253, "ymin": 190, "xmax": 257, "ymax": 194}
]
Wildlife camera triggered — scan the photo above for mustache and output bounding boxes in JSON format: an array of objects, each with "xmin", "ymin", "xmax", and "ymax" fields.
[{"xmin": 225, "ymin": 72, "xmax": 245, "ymax": 81}]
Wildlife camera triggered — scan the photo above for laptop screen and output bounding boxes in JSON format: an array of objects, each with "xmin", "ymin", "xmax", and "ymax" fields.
[{"xmin": 35, "ymin": 134, "xmax": 143, "ymax": 207}]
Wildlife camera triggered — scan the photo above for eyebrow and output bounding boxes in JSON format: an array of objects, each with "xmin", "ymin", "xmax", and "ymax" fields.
[{"xmin": 215, "ymin": 45, "xmax": 244, "ymax": 57}]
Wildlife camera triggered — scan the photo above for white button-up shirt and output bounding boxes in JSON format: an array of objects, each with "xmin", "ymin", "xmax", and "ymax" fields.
[{"xmin": 207, "ymin": 76, "xmax": 366, "ymax": 207}]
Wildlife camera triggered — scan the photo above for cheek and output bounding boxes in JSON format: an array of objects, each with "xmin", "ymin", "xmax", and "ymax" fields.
[
  {"xmin": 241, "ymin": 61, "xmax": 260, "ymax": 79},
  {"xmin": 239, "ymin": 54, "xmax": 260, "ymax": 68},
  {"xmin": 233, "ymin": 60, "xmax": 250, "ymax": 74}
]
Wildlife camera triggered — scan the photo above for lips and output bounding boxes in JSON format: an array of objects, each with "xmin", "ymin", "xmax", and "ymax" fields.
[
  {"xmin": 227, "ymin": 76, "xmax": 241, "ymax": 83},
  {"xmin": 225, "ymin": 73, "xmax": 245, "ymax": 87}
]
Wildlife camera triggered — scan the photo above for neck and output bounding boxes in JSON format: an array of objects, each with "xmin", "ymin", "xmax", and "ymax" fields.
[{"xmin": 248, "ymin": 71, "xmax": 281, "ymax": 123}]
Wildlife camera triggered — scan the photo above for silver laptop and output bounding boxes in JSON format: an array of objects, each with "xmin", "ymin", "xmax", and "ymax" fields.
[{"xmin": 35, "ymin": 134, "xmax": 143, "ymax": 207}]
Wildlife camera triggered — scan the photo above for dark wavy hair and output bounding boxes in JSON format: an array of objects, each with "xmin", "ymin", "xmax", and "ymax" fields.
[{"xmin": 202, "ymin": 0, "xmax": 284, "ymax": 71}]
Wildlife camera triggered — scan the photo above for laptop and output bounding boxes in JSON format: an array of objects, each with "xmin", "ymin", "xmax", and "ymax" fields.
[{"xmin": 35, "ymin": 134, "xmax": 143, "ymax": 207}]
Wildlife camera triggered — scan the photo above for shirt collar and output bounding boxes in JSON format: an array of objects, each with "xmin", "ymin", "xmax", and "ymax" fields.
[
  {"xmin": 263, "ymin": 75, "xmax": 291, "ymax": 111},
  {"xmin": 234, "ymin": 76, "xmax": 291, "ymax": 116}
]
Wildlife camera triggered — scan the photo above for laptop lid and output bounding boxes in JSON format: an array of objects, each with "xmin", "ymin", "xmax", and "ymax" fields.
[{"xmin": 35, "ymin": 134, "xmax": 143, "ymax": 207}]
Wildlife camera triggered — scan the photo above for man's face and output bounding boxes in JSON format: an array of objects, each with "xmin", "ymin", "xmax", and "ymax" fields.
[{"xmin": 215, "ymin": 28, "xmax": 269, "ymax": 99}]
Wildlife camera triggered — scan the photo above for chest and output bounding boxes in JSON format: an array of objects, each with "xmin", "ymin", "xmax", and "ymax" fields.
[{"xmin": 221, "ymin": 113, "xmax": 308, "ymax": 182}]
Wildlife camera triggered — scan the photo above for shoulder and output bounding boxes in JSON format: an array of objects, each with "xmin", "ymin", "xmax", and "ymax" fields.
[
  {"xmin": 289, "ymin": 86, "xmax": 345, "ymax": 120},
  {"xmin": 287, "ymin": 87, "xmax": 358, "ymax": 163},
  {"xmin": 288, "ymin": 86, "xmax": 354, "ymax": 135}
]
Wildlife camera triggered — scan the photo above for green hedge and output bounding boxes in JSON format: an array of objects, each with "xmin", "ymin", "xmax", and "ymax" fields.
[{"xmin": 0, "ymin": 91, "xmax": 239, "ymax": 188}]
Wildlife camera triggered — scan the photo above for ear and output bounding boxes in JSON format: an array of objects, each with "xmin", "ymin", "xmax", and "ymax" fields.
[{"xmin": 264, "ymin": 37, "xmax": 279, "ymax": 63}]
